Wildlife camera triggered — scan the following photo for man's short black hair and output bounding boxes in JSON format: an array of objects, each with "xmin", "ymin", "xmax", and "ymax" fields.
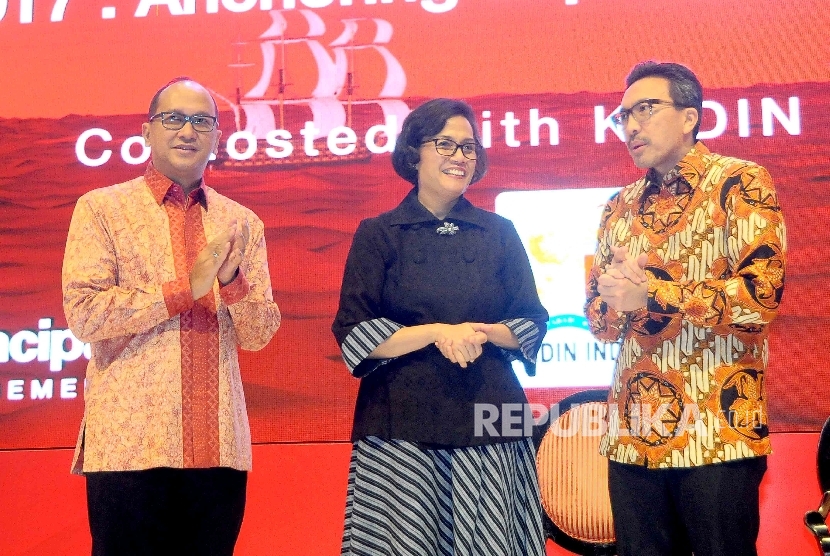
[
  {"xmin": 626, "ymin": 61, "xmax": 703, "ymax": 138},
  {"xmin": 392, "ymin": 98, "xmax": 488, "ymax": 187}
]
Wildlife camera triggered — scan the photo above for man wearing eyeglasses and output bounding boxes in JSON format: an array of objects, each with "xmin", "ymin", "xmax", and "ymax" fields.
[
  {"xmin": 585, "ymin": 61, "xmax": 786, "ymax": 556},
  {"xmin": 62, "ymin": 77, "xmax": 281, "ymax": 555}
]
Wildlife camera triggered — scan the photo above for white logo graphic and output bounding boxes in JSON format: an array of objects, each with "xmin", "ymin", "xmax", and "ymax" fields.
[{"xmin": 211, "ymin": 9, "xmax": 411, "ymax": 166}]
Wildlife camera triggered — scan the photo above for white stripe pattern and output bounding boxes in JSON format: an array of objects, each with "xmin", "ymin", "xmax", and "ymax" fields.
[
  {"xmin": 341, "ymin": 436, "xmax": 545, "ymax": 556},
  {"xmin": 502, "ymin": 318, "xmax": 541, "ymax": 361},
  {"xmin": 342, "ymin": 318, "xmax": 403, "ymax": 374}
]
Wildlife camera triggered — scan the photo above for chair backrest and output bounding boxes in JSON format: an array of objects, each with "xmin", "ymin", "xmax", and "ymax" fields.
[
  {"xmin": 806, "ymin": 417, "xmax": 830, "ymax": 555},
  {"xmin": 535, "ymin": 389, "xmax": 616, "ymax": 555},
  {"xmin": 819, "ymin": 417, "xmax": 830, "ymax": 493}
]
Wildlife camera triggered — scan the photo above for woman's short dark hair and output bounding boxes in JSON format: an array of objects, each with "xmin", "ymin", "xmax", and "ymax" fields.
[
  {"xmin": 392, "ymin": 98, "xmax": 488, "ymax": 186},
  {"xmin": 626, "ymin": 61, "xmax": 703, "ymax": 138}
]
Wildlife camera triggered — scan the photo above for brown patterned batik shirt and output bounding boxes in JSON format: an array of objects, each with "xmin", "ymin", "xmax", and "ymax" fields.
[
  {"xmin": 63, "ymin": 164, "xmax": 280, "ymax": 474},
  {"xmin": 585, "ymin": 142, "xmax": 786, "ymax": 469}
]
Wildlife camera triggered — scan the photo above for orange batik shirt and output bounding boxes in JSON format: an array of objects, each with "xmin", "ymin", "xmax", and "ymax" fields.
[
  {"xmin": 62, "ymin": 164, "xmax": 280, "ymax": 474},
  {"xmin": 585, "ymin": 142, "xmax": 786, "ymax": 469}
]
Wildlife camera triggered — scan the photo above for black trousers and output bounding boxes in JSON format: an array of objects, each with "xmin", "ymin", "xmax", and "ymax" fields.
[
  {"xmin": 86, "ymin": 467, "xmax": 247, "ymax": 556},
  {"xmin": 608, "ymin": 457, "xmax": 767, "ymax": 556}
]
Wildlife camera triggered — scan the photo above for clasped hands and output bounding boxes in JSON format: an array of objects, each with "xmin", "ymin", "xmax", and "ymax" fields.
[
  {"xmin": 190, "ymin": 219, "xmax": 250, "ymax": 300},
  {"xmin": 435, "ymin": 323, "xmax": 495, "ymax": 369},
  {"xmin": 596, "ymin": 245, "xmax": 649, "ymax": 313}
]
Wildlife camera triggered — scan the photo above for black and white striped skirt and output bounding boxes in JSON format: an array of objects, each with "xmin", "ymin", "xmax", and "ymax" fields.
[{"xmin": 341, "ymin": 436, "xmax": 545, "ymax": 555}]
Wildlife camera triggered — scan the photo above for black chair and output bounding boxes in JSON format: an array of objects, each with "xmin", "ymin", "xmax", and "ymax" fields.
[
  {"xmin": 806, "ymin": 417, "xmax": 830, "ymax": 555},
  {"xmin": 535, "ymin": 389, "xmax": 616, "ymax": 555}
]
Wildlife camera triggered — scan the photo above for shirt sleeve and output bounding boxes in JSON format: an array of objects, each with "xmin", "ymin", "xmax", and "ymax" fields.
[
  {"xmin": 332, "ymin": 219, "xmax": 402, "ymax": 378},
  {"xmin": 645, "ymin": 165, "xmax": 786, "ymax": 327},
  {"xmin": 223, "ymin": 214, "xmax": 281, "ymax": 351},
  {"xmin": 496, "ymin": 219, "xmax": 549, "ymax": 375},
  {"xmin": 585, "ymin": 192, "xmax": 629, "ymax": 343},
  {"xmin": 62, "ymin": 193, "xmax": 191, "ymax": 344}
]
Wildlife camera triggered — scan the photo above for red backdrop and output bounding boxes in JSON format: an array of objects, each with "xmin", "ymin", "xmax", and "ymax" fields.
[{"xmin": 1, "ymin": 0, "xmax": 829, "ymax": 448}]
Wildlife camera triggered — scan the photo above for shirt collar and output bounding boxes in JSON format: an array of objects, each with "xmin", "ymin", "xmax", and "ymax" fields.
[
  {"xmin": 388, "ymin": 188, "xmax": 489, "ymax": 229},
  {"xmin": 144, "ymin": 163, "xmax": 208, "ymax": 209},
  {"xmin": 643, "ymin": 141, "xmax": 710, "ymax": 195}
]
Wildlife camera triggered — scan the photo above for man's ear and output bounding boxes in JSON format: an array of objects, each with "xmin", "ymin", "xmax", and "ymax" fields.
[
  {"xmin": 141, "ymin": 122, "xmax": 151, "ymax": 146},
  {"xmin": 213, "ymin": 129, "xmax": 222, "ymax": 155},
  {"xmin": 683, "ymin": 107, "xmax": 699, "ymax": 135}
]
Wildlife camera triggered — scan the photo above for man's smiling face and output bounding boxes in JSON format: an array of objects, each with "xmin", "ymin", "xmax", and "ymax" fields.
[{"xmin": 142, "ymin": 81, "xmax": 221, "ymax": 190}]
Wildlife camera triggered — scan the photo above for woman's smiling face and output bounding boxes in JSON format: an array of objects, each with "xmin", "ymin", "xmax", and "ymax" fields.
[{"xmin": 416, "ymin": 115, "xmax": 478, "ymax": 206}]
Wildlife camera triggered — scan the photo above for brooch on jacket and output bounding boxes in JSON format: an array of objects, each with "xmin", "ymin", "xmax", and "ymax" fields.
[{"xmin": 436, "ymin": 222, "xmax": 459, "ymax": 235}]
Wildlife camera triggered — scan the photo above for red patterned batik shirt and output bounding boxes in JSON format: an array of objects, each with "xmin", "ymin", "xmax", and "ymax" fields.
[
  {"xmin": 63, "ymin": 164, "xmax": 280, "ymax": 473},
  {"xmin": 585, "ymin": 142, "xmax": 786, "ymax": 469}
]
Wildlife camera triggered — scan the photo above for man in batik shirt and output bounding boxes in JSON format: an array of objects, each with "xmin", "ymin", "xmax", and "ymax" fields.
[
  {"xmin": 585, "ymin": 61, "xmax": 785, "ymax": 556},
  {"xmin": 62, "ymin": 78, "xmax": 280, "ymax": 555}
]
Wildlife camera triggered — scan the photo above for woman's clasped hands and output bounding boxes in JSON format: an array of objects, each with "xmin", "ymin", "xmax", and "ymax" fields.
[{"xmin": 434, "ymin": 323, "xmax": 489, "ymax": 369}]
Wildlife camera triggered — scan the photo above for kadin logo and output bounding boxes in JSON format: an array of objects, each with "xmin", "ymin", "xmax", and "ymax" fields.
[{"xmin": 495, "ymin": 188, "xmax": 623, "ymax": 389}]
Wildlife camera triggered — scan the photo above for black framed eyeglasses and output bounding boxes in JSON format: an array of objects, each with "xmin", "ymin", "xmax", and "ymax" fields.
[
  {"xmin": 149, "ymin": 111, "xmax": 218, "ymax": 133},
  {"xmin": 423, "ymin": 138, "xmax": 480, "ymax": 160},
  {"xmin": 611, "ymin": 99, "xmax": 679, "ymax": 128}
]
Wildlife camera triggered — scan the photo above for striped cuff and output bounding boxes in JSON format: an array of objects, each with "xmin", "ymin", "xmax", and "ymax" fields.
[
  {"xmin": 341, "ymin": 318, "xmax": 403, "ymax": 375},
  {"xmin": 501, "ymin": 318, "xmax": 541, "ymax": 361}
]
